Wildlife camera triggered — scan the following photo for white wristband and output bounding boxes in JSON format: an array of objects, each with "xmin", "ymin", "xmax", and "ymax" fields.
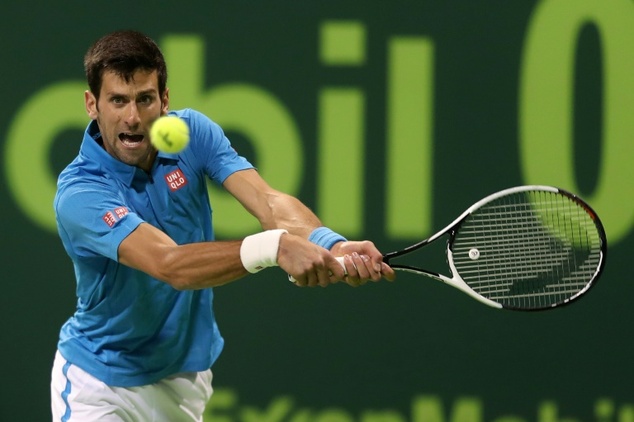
[{"xmin": 240, "ymin": 229, "xmax": 288, "ymax": 273}]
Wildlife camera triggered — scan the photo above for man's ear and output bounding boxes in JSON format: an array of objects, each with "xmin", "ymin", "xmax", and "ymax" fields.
[
  {"xmin": 161, "ymin": 87, "xmax": 170, "ymax": 115},
  {"xmin": 85, "ymin": 90, "xmax": 98, "ymax": 120}
]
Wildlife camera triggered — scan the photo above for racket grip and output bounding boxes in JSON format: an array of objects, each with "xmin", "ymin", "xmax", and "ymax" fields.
[{"xmin": 288, "ymin": 256, "xmax": 346, "ymax": 283}]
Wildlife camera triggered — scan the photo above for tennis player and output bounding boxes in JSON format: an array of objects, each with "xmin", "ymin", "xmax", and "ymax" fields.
[{"xmin": 50, "ymin": 30, "xmax": 395, "ymax": 421}]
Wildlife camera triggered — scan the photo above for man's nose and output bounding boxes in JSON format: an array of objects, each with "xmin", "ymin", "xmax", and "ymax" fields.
[{"xmin": 124, "ymin": 103, "xmax": 141, "ymax": 126}]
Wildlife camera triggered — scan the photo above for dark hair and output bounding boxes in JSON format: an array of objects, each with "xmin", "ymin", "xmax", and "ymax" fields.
[{"xmin": 84, "ymin": 30, "xmax": 167, "ymax": 100}]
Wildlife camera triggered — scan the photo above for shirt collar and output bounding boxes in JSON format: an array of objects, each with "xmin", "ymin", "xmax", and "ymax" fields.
[{"xmin": 81, "ymin": 120, "xmax": 179, "ymax": 186}]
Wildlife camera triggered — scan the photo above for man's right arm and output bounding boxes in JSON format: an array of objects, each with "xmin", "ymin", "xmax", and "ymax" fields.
[{"xmin": 117, "ymin": 222, "xmax": 249, "ymax": 289}]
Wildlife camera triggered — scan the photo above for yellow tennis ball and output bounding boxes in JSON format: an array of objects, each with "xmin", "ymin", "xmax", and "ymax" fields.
[{"xmin": 150, "ymin": 116, "xmax": 190, "ymax": 153}]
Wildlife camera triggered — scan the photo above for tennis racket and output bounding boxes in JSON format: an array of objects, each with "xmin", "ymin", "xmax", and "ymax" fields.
[{"xmin": 379, "ymin": 185, "xmax": 607, "ymax": 311}]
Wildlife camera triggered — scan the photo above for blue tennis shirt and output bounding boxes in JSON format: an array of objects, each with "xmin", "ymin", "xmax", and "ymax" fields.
[{"xmin": 54, "ymin": 108, "xmax": 253, "ymax": 387}]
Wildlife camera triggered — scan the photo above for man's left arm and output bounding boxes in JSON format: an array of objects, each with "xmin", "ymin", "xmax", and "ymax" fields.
[{"xmin": 222, "ymin": 169, "xmax": 395, "ymax": 286}]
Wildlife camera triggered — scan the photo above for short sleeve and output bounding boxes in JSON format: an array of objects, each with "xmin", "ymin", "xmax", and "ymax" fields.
[
  {"xmin": 181, "ymin": 109, "xmax": 253, "ymax": 184},
  {"xmin": 55, "ymin": 185, "xmax": 144, "ymax": 261}
]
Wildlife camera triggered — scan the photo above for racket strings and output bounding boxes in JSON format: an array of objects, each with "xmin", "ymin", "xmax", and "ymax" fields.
[{"xmin": 451, "ymin": 190, "xmax": 603, "ymax": 309}]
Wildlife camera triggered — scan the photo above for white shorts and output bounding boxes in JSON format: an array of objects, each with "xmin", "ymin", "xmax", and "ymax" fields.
[{"xmin": 50, "ymin": 351, "xmax": 213, "ymax": 422}]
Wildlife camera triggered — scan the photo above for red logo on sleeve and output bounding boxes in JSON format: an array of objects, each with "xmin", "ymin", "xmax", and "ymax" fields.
[
  {"xmin": 103, "ymin": 211, "xmax": 117, "ymax": 228},
  {"xmin": 114, "ymin": 207, "xmax": 129, "ymax": 219},
  {"xmin": 103, "ymin": 207, "xmax": 130, "ymax": 228},
  {"xmin": 165, "ymin": 169, "xmax": 188, "ymax": 192}
]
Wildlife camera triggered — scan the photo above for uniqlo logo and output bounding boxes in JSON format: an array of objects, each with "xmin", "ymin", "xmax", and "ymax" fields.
[
  {"xmin": 165, "ymin": 169, "xmax": 188, "ymax": 192},
  {"xmin": 103, "ymin": 207, "xmax": 129, "ymax": 228},
  {"xmin": 103, "ymin": 211, "xmax": 116, "ymax": 228},
  {"xmin": 115, "ymin": 207, "xmax": 129, "ymax": 219}
]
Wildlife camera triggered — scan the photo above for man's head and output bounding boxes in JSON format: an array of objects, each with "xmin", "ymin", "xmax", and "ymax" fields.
[
  {"xmin": 84, "ymin": 30, "xmax": 167, "ymax": 102},
  {"xmin": 84, "ymin": 31, "xmax": 170, "ymax": 172}
]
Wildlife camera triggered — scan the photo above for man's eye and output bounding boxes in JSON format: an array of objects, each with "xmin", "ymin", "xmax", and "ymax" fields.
[{"xmin": 139, "ymin": 96, "xmax": 153, "ymax": 104}]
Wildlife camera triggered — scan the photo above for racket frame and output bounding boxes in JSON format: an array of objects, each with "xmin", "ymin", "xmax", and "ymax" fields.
[{"xmin": 382, "ymin": 185, "xmax": 607, "ymax": 310}]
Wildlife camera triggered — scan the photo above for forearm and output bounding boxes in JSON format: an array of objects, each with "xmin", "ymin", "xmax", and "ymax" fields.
[
  {"xmin": 156, "ymin": 240, "xmax": 248, "ymax": 290},
  {"xmin": 118, "ymin": 223, "xmax": 249, "ymax": 290},
  {"xmin": 223, "ymin": 169, "xmax": 322, "ymax": 239},
  {"xmin": 258, "ymin": 191, "xmax": 322, "ymax": 238}
]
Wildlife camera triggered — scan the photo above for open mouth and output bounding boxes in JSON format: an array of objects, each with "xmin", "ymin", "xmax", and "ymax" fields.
[{"xmin": 119, "ymin": 133, "xmax": 145, "ymax": 147}]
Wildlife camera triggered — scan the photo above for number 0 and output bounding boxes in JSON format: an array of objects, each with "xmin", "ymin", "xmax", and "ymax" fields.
[{"xmin": 519, "ymin": 0, "xmax": 634, "ymax": 243}]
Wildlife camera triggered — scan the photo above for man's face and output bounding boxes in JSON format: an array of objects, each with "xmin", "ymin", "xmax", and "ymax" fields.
[{"xmin": 85, "ymin": 69, "xmax": 169, "ymax": 172}]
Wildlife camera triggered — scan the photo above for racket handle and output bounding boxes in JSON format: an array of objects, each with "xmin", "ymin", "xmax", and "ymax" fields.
[{"xmin": 288, "ymin": 256, "xmax": 346, "ymax": 283}]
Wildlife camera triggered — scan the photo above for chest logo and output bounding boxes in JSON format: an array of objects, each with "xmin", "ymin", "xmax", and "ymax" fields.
[{"xmin": 165, "ymin": 169, "xmax": 188, "ymax": 192}]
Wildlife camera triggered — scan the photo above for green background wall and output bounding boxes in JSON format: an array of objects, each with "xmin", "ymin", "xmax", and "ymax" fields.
[{"xmin": 1, "ymin": 1, "xmax": 633, "ymax": 420}]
